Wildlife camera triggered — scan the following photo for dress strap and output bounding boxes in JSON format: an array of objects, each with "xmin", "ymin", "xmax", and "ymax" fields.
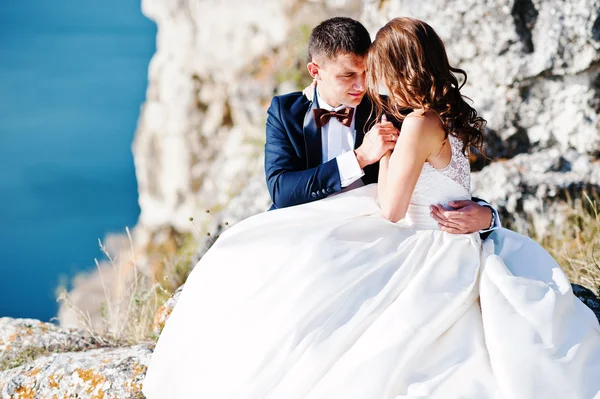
[
  {"xmin": 432, "ymin": 111, "xmax": 445, "ymax": 126},
  {"xmin": 432, "ymin": 111, "xmax": 448, "ymax": 158}
]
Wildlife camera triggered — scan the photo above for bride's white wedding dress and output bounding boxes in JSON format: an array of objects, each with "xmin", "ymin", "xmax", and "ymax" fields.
[{"xmin": 142, "ymin": 136, "xmax": 600, "ymax": 399}]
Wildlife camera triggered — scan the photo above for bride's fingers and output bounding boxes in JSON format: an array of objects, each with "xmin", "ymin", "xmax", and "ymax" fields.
[
  {"xmin": 378, "ymin": 129, "xmax": 399, "ymax": 141},
  {"xmin": 378, "ymin": 125, "xmax": 396, "ymax": 133}
]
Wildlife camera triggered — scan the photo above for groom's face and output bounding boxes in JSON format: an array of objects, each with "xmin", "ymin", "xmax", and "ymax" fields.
[{"xmin": 309, "ymin": 52, "xmax": 366, "ymax": 108}]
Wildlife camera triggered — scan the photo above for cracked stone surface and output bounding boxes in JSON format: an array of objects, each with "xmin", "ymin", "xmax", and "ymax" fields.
[{"xmin": 0, "ymin": 340, "xmax": 152, "ymax": 399}]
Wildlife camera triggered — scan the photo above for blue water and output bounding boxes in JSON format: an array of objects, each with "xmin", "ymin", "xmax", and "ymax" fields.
[{"xmin": 0, "ymin": 1, "xmax": 156, "ymax": 321}]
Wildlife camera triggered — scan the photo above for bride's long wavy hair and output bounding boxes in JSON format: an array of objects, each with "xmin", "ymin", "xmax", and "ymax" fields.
[{"xmin": 366, "ymin": 17, "xmax": 486, "ymax": 154}]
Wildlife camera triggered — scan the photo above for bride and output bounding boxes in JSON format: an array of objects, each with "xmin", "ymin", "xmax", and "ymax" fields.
[{"xmin": 142, "ymin": 18, "xmax": 600, "ymax": 398}]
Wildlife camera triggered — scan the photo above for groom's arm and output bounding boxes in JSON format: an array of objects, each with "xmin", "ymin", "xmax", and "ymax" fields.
[
  {"xmin": 430, "ymin": 198, "xmax": 501, "ymax": 239},
  {"xmin": 264, "ymin": 97, "xmax": 343, "ymax": 209},
  {"xmin": 471, "ymin": 197, "xmax": 501, "ymax": 240},
  {"xmin": 471, "ymin": 196, "xmax": 501, "ymax": 231}
]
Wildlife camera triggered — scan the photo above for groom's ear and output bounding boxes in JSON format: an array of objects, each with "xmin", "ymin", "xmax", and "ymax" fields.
[{"xmin": 307, "ymin": 62, "xmax": 320, "ymax": 80}]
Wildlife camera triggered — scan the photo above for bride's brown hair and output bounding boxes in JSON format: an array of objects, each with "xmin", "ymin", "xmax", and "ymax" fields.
[{"xmin": 366, "ymin": 17, "xmax": 486, "ymax": 154}]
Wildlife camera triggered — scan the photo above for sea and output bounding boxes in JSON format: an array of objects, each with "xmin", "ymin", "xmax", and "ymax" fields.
[{"xmin": 0, "ymin": 0, "xmax": 156, "ymax": 321}]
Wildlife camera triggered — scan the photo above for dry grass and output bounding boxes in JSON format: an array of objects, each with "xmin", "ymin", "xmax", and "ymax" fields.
[
  {"xmin": 56, "ymin": 226, "xmax": 199, "ymax": 346},
  {"xmin": 54, "ymin": 213, "xmax": 227, "ymax": 347},
  {"xmin": 526, "ymin": 191, "xmax": 600, "ymax": 294},
  {"xmin": 0, "ymin": 346, "xmax": 53, "ymax": 371}
]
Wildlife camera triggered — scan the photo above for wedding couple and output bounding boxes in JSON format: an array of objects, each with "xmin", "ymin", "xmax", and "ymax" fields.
[{"xmin": 142, "ymin": 17, "xmax": 600, "ymax": 398}]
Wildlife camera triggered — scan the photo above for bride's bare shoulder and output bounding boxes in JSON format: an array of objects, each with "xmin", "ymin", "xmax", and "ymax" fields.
[
  {"xmin": 401, "ymin": 109, "xmax": 445, "ymax": 141},
  {"xmin": 404, "ymin": 109, "xmax": 441, "ymax": 124}
]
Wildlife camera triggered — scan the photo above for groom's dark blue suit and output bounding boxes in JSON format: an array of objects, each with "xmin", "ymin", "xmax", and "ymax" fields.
[
  {"xmin": 264, "ymin": 90, "xmax": 493, "ymax": 239},
  {"xmin": 265, "ymin": 91, "xmax": 380, "ymax": 210}
]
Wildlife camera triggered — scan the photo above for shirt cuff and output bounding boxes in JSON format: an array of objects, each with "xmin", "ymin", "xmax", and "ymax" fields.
[
  {"xmin": 477, "ymin": 201, "xmax": 501, "ymax": 233},
  {"xmin": 336, "ymin": 151, "xmax": 365, "ymax": 187}
]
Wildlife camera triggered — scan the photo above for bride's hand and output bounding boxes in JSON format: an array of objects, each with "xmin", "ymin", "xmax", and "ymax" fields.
[
  {"xmin": 355, "ymin": 117, "xmax": 398, "ymax": 168},
  {"xmin": 303, "ymin": 80, "xmax": 317, "ymax": 101}
]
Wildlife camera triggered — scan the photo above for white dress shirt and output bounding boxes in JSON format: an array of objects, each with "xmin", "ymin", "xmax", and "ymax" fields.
[{"xmin": 316, "ymin": 90, "xmax": 364, "ymax": 190}]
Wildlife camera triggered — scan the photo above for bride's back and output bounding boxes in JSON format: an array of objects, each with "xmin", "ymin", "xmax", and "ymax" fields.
[
  {"xmin": 410, "ymin": 133, "xmax": 471, "ymax": 208},
  {"xmin": 412, "ymin": 109, "xmax": 471, "ymax": 207},
  {"xmin": 398, "ymin": 109, "xmax": 472, "ymax": 208}
]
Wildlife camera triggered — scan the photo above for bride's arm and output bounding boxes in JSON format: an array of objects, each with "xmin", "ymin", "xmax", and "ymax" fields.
[
  {"xmin": 377, "ymin": 151, "xmax": 392, "ymax": 207},
  {"xmin": 379, "ymin": 114, "xmax": 438, "ymax": 222}
]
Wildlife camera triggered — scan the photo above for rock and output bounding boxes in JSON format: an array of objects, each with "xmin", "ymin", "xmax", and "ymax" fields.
[
  {"xmin": 0, "ymin": 318, "xmax": 152, "ymax": 398},
  {"xmin": 0, "ymin": 318, "xmax": 103, "ymax": 371},
  {"xmin": 573, "ymin": 284, "xmax": 600, "ymax": 321},
  {"xmin": 471, "ymin": 149, "xmax": 600, "ymax": 235},
  {"xmin": 152, "ymin": 285, "xmax": 183, "ymax": 337},
  {"xmin": 0, "ymin": 343, "xmax": 152, "ymax": 399}
]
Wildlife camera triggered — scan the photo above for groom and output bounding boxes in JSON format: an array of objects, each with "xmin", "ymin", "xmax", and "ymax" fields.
[{"xmin": 264, "ymin": 17, "xmax": 500, "ymax": 236}]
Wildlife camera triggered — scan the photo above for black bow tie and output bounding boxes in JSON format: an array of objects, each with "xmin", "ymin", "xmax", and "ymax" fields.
[{"xmin": 313, "ymin": 107, "xmax": 354, "ymax": 128}]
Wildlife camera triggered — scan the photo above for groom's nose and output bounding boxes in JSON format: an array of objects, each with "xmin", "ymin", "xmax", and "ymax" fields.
[{"xmin": 352, "ymin": 73, "xmax": 366, "ymax": 92}]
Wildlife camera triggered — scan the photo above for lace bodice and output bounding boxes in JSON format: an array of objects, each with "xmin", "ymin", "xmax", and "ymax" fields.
[{"xmin": 409, "ymin": 135, "xmax": 471, "ymax": 207}]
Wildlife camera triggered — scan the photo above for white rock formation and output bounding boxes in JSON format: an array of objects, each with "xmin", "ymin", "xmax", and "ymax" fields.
[
  {"xmin": 472, "ymin": 149, "xmax": 600, "ymax": 234},
  {"xmin": 362, "ymin": 0, "xmax": 600, "ymax": 156}
]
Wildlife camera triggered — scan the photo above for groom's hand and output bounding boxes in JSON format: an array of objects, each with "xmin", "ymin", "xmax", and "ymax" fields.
[
  {"xmin": 429, "ymin": 200, "xmax": 493, "ymax": 234},
  {"xmin": 354, "ymin": 122, "xmax": 398, "ymax": 168}
]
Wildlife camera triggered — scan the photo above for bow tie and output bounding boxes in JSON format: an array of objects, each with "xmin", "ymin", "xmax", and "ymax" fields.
[{"xmin": 313, "ymin": 107, "xmax": 354, "ymax": 128}]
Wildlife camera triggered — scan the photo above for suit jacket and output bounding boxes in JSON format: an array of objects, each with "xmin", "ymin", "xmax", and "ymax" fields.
[
  {"xmin": 263, "ymin": 91, "xmax": 493, "ymax": 239},
  {"xmin": 265, "ymin": 91, "xmax": 380, "ymax": 210}
]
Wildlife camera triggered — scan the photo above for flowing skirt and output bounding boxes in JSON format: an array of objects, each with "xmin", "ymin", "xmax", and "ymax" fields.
[{"xmin": 142, "ymin": 184, "xmax": 600, "ymax": 399}]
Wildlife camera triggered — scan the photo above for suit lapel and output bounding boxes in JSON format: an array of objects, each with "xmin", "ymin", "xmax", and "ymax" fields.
[
  {"xmin": 302, "ymin": 86, "xmax": 322, "ymax": 169},
  {"xmin": 354, "ymin": 96, "xmax": 378, "ymax": 184},
  {"xmin": 353, "ymin": 95, "xmax": 373, "ymax": 149}
]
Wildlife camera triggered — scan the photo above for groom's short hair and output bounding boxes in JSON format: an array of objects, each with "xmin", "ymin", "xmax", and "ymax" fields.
[{"xmin": 308, "ymin": 17, "xmax": 371, "ymax": 61}]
